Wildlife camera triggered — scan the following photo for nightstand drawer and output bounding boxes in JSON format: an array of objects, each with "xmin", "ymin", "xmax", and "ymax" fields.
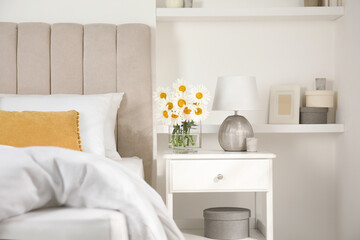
[{"xmin": 170, "ymin": 160, "xmax": 270, "ymax": 192}]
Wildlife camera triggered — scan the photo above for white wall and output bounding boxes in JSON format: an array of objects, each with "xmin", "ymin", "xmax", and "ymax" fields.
[
  {"xmin": 156, "ymin": 6, "xmax": 339, "ymax": 240},
  {"xmin": 0, "ymin": 0, "xmax": 155, "ymax": 25},
  {"xmin": 335, "ymin": 0, "xmax": 360, "ymax": 239}
]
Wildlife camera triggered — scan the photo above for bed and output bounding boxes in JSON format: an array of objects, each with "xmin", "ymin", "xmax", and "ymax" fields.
[
  {"xmin": 0, "ymin": 23, "xmax": 181, "ymax": 240},
  {"xmin": 0, "ymin": 156, "xmax": 142, "ymax": 240}
]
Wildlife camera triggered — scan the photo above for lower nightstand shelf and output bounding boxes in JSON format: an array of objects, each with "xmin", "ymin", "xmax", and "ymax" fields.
[{"xmin": 182, "ymin": 228, "xmax": 265, "ymax": 240}]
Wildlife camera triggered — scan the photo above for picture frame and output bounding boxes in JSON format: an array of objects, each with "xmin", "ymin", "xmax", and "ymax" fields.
[{"xmin": 269, "ymin": 85, "xmax": 300, "ymax": 124}]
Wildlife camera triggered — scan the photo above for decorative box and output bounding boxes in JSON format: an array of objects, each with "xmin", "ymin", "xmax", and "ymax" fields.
[
  {"xmin": 300, "ymin": 107, "xmax": 328, "ymax": 124},
  {"xmin": 204, "ymin": 207, "xmax": 250, "ymax": 240},
  {"xmin": 305, "ymin": 90, "xmax": 334, "ymax": 108},
  {"xmin": 304, "ymin": 0, "xmax": 321, "ymax": 6}
]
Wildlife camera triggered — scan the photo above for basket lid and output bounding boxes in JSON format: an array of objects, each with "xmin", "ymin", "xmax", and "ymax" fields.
[
  {"xmin": 203, "ymin": 207, "xmax": 251, "ymax": 221},
  {"xmin": 300, "ymin": 107, "xmax": 328, "ymax": 113},
  {"xmin": 305, "ymin": 90, "xmax": 334, "ymax": 96}
]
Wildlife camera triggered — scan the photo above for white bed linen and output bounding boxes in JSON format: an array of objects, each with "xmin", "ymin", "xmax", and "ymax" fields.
[
  {"xmin": 0, "ymin": 145, "xmax": 184, "ymax": 240},
  {"xmin": 117, "ymin": 157, "xmax": 144, "ymax": 179},
  {"xmin": 0, "ymin": 208, "xmax": 129, "ymax": 240},
  {"xmin": 0, "ymin": 157, "xmax": 143, "ymax": 240}
]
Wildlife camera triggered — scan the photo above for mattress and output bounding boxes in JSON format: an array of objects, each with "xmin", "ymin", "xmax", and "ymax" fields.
[{"xmin": 0, "ymin": 208, "xmax": 129, "ymax": 240}]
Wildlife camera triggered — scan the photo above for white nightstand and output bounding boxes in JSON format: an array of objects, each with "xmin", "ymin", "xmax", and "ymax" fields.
[{"xmin": 164, "ymin": 151, "xmax": 276, "ymax": 240}]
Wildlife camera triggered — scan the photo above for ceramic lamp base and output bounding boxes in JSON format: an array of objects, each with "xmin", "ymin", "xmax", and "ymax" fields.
[{"xmin": 218, "ymin": 114, "xmax": 254, "ymax": 151}]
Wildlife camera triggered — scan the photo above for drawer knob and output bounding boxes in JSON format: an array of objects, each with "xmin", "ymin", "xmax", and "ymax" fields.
[{"xmin": 217, "ymin": 174, "xmax": 224, "ymax": 180}]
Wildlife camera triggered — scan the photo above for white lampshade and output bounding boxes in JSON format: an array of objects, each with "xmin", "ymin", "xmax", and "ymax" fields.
[{"xmin": 212, "ymin": 76, "xmax": 259, "ymax": 111}]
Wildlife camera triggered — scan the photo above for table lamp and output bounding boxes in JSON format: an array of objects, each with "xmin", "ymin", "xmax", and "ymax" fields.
[{"xmin": 212, "ymin": 76, "xmax": 259, "ymax": 151}]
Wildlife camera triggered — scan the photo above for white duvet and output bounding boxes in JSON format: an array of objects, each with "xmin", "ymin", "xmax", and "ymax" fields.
[{"xmin": 0, "ymin": 145, "xmax": 184, "ymax": 240}]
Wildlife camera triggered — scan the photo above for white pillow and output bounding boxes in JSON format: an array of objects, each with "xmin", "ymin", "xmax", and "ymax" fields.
[
  {"xmin": 0, "ymin": 93, "xmax": 123, "ymax": 160},
  {"xmin": 105, "ymin": 93, "xmax": 123, "ymax": 161}
]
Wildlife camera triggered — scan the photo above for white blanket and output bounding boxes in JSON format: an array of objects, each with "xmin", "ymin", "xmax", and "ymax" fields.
[{"xmin": 0, "ymin": 145, "xmax": 184, "ymax": 240}]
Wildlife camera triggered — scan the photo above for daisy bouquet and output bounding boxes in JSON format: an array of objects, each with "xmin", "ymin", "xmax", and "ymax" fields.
[{"xmin": 154, "ymin": 79, "xmax": 210, "ymax": 152}]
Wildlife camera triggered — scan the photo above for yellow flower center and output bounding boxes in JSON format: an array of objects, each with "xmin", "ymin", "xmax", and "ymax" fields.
[
  {"xmin": 171, "ymin": 114, "xmax": 179, "ymax": 119},
  {"xmin": 195, "ymin": 108, "xmax": 203, "ymax": 115},
  {"xmin": 196, "ymin": 92, "xmax": 203, "ymax": 99},
  {"xmin": 160, "ymin": 92, "xmax": 167, "ymax": 99},
  {"xmin": 178, "ymin": 85, "xmax": 186, "ymax": 92},
  {"xmin": 163, "ymin": 111, "xmax": 169, "ymax": 118},
  {"xmin": 184, "ymin": 107, "xmax": 192, "ymax": 114},
  {"xmin": 178, "ymin": 99, "xmax": 186, "ymax": 107},
  {"xmin": 166, "ymin": 102, "xmax": 173, "ymax": 110}
]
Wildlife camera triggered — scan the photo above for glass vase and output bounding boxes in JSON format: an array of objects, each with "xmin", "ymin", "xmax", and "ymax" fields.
[{"xmin": 169, "ymin": 121, "xmax": 201, "ymax": 154}]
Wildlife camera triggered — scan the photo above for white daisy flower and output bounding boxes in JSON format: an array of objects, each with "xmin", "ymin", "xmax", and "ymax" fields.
[
  {"xmin": 160, "ymin": 99, "xmax": 175, "ymax": 111},
  {"xmin": 154, "ymin": 87, "xmax": 170, "ymax": 103},
  {"xmin": 182, "ymin": 104, "xmax": 196, "ymax": 122},
  {"xmin": 154, "ymin": 79, "xmax": 211, "ymax": 128},
  {"xmin": 192, "ymin": 104, "xmax": 209, "ymax": 123},
  {"xmin": 169, "ymin": 108, "xmax": 183, "ymax": 126},
  {"xmin": 190, "ymin": 85, "xmax": 210, "ymax": 105},
  {"xmin": 173, "ymin": 92, "xmax": 191, "ymax": 110},
  {"xmin": 173, "ymin": 78, "xmax": 189, "ymax": 94},
  {"xmin": 157, "ymin": 109, "xmax": 172, "ymax": 125}
]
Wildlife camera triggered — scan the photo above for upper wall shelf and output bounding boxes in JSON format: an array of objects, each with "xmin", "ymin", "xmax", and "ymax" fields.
[
  {"xmin": 157, "ymin": 124, "xmax": 345, "ymax": 134},
  {"xmin": 156, "ymin": 7, "xmax": 344, "ymax": 22}
]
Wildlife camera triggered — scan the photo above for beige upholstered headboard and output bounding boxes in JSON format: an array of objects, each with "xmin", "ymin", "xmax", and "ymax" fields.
[{"xmin": 0, "ymin": 22, "xmax": 153, "ymax": 183}]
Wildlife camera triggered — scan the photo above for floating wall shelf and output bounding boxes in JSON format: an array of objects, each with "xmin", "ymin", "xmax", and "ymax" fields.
[
  {"xmin": 156, "ymin": 7, "xmax": 344, "ymax": 22},
  {"xmin": 157, "ymin": 124, "xmax": 345, "ymax": 134}
]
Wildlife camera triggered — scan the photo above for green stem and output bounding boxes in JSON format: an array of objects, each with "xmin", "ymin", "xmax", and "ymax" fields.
[{"xmin": 169, "ymin": 121, "xmax": 199, "ymax": 148}]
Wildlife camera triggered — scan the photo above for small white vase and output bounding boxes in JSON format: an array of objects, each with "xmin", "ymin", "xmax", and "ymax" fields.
[{"xmin": 166, "ymin": 0, "xmax": 184, "ymax": 8}]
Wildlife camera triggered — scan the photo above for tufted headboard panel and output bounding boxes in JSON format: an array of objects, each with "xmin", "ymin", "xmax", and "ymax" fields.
[{"xmin": 0, "ymin": 22, "xmax": 153, "ymax": 183}]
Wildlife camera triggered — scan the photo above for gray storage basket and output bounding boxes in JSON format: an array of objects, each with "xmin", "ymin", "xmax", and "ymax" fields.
[
  {"xmin": 203, "ymin": 207, "xmax": 251, "ymax": 240},
  {"xmin": 300, "ymin": 107, "xmax": 328, "ymax": 124}
]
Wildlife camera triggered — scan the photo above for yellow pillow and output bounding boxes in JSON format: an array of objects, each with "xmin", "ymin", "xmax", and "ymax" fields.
[{"xmin": 0, "ymin": 110, "xmax": 82, "ymax": 151}]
